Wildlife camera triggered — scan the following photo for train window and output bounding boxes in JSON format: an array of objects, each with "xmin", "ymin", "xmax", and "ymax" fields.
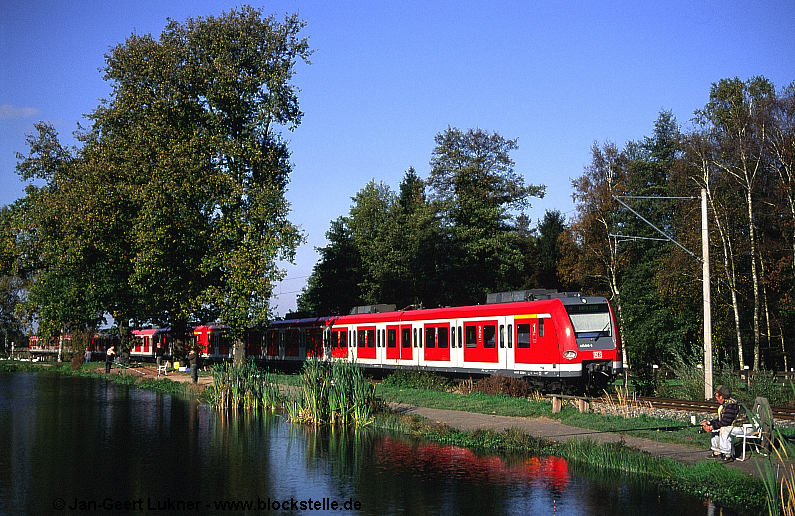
[
  {"xmin": 413, "ymin": 328, "xmax": 417, "ymax": 348},
  {"xmin": 465, "ymin": 326, "xmax": 477, "ymax": 348},
  {"xmin": 358, "ymin": 330, "xmax": 366, "ymax": 348},
  {"xmin": 499, "ymin": 325, "xmax": 505, "ymax": 348},
  {"xmin": 517, "ymin": 324, "xmax": 531, "ymax": 348},
  {"xmin": 425, "ymin": 328, "xmax": 435, "ymax": 348},
  {"xmin": 387, "ymin": 329, "xmax": 397, "ymax": 348},
  {"xmin": 508, "ymin": 324, "xmax": 513, "ymax": 348},
  {"xmin": 451, "ymin": 327, "xmax": 455, "ymax": 348},
  {"xmin": 340, "ymin": 331, "xmax": 347, "ymax": 348},
  {"xmin": 484, "ymin": 325, "xmax": 496, "ymax": 348},
  {"xmin": 367, "ymin": 329, "xmax": 375, "ymax": 348},
  {"xmin": 565, "ymin": 303, "xmax": 611, "ymax": 337},
  {"xmin": 438, "ymin": 327, "xmax": 449, "ymax": 348},
  {"xmin": 458, "ymin": 326, "xmax": 463, "ymax": 348},
  {"xmin": 402, "ymin": 328, "xmax": 411, "ymax": 348},
  {"xmin": 539, "ymin": 319, "xmax": 544, "ymax": 337},
  {"xmin": 419, "ymin": 329, "xmax": 423, "ymax": 348}
]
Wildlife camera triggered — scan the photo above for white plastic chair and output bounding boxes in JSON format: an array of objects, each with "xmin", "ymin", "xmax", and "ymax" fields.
[
  {"xmin": 157, "ymin": 363, "xmax": 168, "ymax": 377},
  {"xmin": 735, "ymin": 422, "xmax": 763, "ymax": 461},
  {"xmin": 734, "ymin": 397, "xmax": 772, "ymax": 461}
]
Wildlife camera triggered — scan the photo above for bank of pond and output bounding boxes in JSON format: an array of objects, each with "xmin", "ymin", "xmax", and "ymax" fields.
[{"xmin": 0, "ymin": 358, "xmax": 789, "ymax": 514}]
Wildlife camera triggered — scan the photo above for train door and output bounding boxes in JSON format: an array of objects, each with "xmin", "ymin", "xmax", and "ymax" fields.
[
  {"xmin": 499, "ymin": 319, "xmax": 513, "ymax": 370},
  {"xmin": 386, "ymin": 325, "xmax": 399, "ymax": 360},
  {"xmin": 356, "ymin": 326, "xmax": 376, "ymax": 359},
  {"xmin": 463, "ymin": 320, "xmax": 498, "ymax": 363},
  {"xmin": 424, "ymin": 323, "xmax": 450, "ymax": 362},
  {"xmin": 399, "ymin": 324, "xmax": 413, "ymax": 361},
  {"xmin": 514, "ymin": 315, "xmax": 557, "ymax": 364},
  {"xmin": 331, "ymin": 328, "xmax": 349, "ymax": 358}
]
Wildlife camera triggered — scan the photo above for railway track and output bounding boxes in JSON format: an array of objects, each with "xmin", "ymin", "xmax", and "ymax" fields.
[{"xmin": 599, "ymin": 395, "xmax": 795, "ymax": 421}]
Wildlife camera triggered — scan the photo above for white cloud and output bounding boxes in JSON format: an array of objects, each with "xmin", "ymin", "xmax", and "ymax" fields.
[{"xmin": 0, "ymin": 104, "xmax": 41, "ymax": 119}]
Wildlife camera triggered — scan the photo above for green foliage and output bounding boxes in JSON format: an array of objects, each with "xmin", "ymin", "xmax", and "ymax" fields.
[
  {"xmin": 298, "ymin": 167, "xmax": 446, "ymax": 313},
  {"xmin": 660, "ymin": 351, "xmax": 707, "ymax": 400},
  {"xmin": 531, "ymin": 210, "xmax": 566, "ymax": 289},
  {"xmin": 12, "ymin": 7, "xmax": 310, "ymax": 338},
  {"xmin": 300, "ymin": 129, "xmax": 547, "ymax": 312},
  {"xmin": 381, "ymin": 369, "xmax": 453, "ymax": 391},
  {"xmin": 429, "ymin": 127, "xmax": 545, "ymax": 305}
]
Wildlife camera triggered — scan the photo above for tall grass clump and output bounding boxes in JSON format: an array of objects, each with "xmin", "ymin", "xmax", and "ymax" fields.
[
  {"xmin": 205, "ymin": 359, "xmax": 282, "ymax": 412},
  {"xmin": 757, "ymin": 381, "xmax": 795, "ymax": 515},
  {"xmin": 599, "ymin": 383, "xmax": 653, "ymax": 417},
  {"xmin": 286, "ymin": 358, "xmax": 376, "ymax": 427}
]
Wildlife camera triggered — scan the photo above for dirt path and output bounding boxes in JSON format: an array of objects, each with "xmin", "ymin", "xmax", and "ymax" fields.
[{"xmin": 107, "ymin": 364, "xmax": 214, "ymax": 387}]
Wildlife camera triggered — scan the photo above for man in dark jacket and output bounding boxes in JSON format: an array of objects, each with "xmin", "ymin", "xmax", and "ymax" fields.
[
  {"xmin": 188, "ymin": 347, "xmax": 199, "ymax": 383},
  {"xmin": 701, "ymin": 385, "xmax": 745, "ymax": 462}
]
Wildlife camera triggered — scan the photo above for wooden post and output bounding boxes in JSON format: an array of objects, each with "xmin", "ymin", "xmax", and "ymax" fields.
[{"xmin": 552, "ymin": 395, "xmax": 562, "ymax": 414}]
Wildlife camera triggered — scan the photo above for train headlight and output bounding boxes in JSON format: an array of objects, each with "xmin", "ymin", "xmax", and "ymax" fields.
[{"xmin": 562, "ymin": 350, "xmax": 577, "ymax": 360}]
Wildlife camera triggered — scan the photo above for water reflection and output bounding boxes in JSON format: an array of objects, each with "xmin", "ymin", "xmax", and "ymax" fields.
[{"xmin": 0, "ymin": 374, "xmax": 746, "ymax": 515}]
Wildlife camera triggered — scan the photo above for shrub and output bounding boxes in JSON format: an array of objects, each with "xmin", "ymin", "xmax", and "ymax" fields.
[
  {"xmin": 472, "ymin": 374, "xmax": 533, "ymax": 398},
  {"xmin": 382, "ymin": 369, "xmax": 452, "ymax": 391}
]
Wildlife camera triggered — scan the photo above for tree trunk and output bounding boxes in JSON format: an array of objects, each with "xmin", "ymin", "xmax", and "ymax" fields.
[
  {"xmin": 745, "ymin": 187, "xmax": 762, "ymax": 370},
  {"xmin": 233, "ymin": 338, "xmax": 245, "ymax": 364},
  {"xmin": 704, "ymin": 177, "xmax": 745, "ymax": 369}
]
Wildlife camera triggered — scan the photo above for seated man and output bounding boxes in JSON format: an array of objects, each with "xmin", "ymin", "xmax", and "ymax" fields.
[{"xmin": 701, "ymin": 385, "xmax": 745, "ymax": 463}]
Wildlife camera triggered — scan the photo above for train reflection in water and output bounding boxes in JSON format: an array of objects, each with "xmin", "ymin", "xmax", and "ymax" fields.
[{"xmin": 373, "ymin": 436, "xmax": 570, "ymax": 492}]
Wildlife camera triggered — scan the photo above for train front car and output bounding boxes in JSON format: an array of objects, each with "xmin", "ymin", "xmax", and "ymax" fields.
[{"xmin": 556, "ymin": 296, "xmax": 622, "ymax": 393}]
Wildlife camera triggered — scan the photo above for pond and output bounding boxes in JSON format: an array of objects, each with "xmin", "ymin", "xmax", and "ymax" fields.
[{"xmin": 0, "ymin": 373, "xmax": 742, "ymax": 514}]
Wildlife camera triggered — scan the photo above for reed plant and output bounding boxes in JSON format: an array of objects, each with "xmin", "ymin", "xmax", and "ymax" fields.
[
  {"xmin": 285, "ymin": 358, "xmax": 376, "ymax": 427},
  {"xmin": 206, "ymin": 359, "xmax": 283, "ymax": 412},
  {"xmin": 756, "ymin": 380, "xmax": 795, "ymax": 515},
  {"xmin": 599, "ymin": 383, "xmax": 653, "ymax": 418}
]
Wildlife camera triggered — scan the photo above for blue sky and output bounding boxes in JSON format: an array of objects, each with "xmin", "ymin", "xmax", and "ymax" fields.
[{"xmin": 1, "ymin": 1, "xmax": 793, "ymax": 316}]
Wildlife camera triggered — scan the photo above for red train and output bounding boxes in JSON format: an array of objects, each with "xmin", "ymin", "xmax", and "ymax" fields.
[
  {"xmin": 28, "ymin": 333, "xmax": 116, "ymax": 353},
  {"xmin": 129, "ymin": 325, "xmax": 232, "ymax": 360},
  {"xmin": 28, "ymin": 290, "xmax": 622, "ymax": 391},
  {"xmin": 253, "ymin": 290, "xmax": 623, "ymax": 391}
]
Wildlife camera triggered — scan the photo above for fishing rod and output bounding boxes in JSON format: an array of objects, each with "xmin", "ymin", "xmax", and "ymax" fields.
[{"xmin": 553, "ymin": 423, "xmax": 701, "ymax": 438}]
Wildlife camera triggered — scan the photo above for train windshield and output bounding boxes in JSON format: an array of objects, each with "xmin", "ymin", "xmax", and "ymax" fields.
[{"xmin": 565, "ymin": 303, "xmax": 612, "ymax": 338}]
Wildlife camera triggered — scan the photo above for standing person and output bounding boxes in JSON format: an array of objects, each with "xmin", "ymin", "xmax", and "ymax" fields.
[
  {"xmin": 84, "ymin": 348, "xmax": 91, "ymax": 363},
  {"xmin": 155, "ymin": 340, "xmax": 164, "ymax": 369},
  {"xmin": 701, "ymin": 385, "xmax": 746, "ymax": 462},
  {"xmin": 105, "ymin": 345, "xmax": 116, "ymax": 374},
  {"xmin": 188, "ymin": 347, "xmax": 199, "ymax": 383}
]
